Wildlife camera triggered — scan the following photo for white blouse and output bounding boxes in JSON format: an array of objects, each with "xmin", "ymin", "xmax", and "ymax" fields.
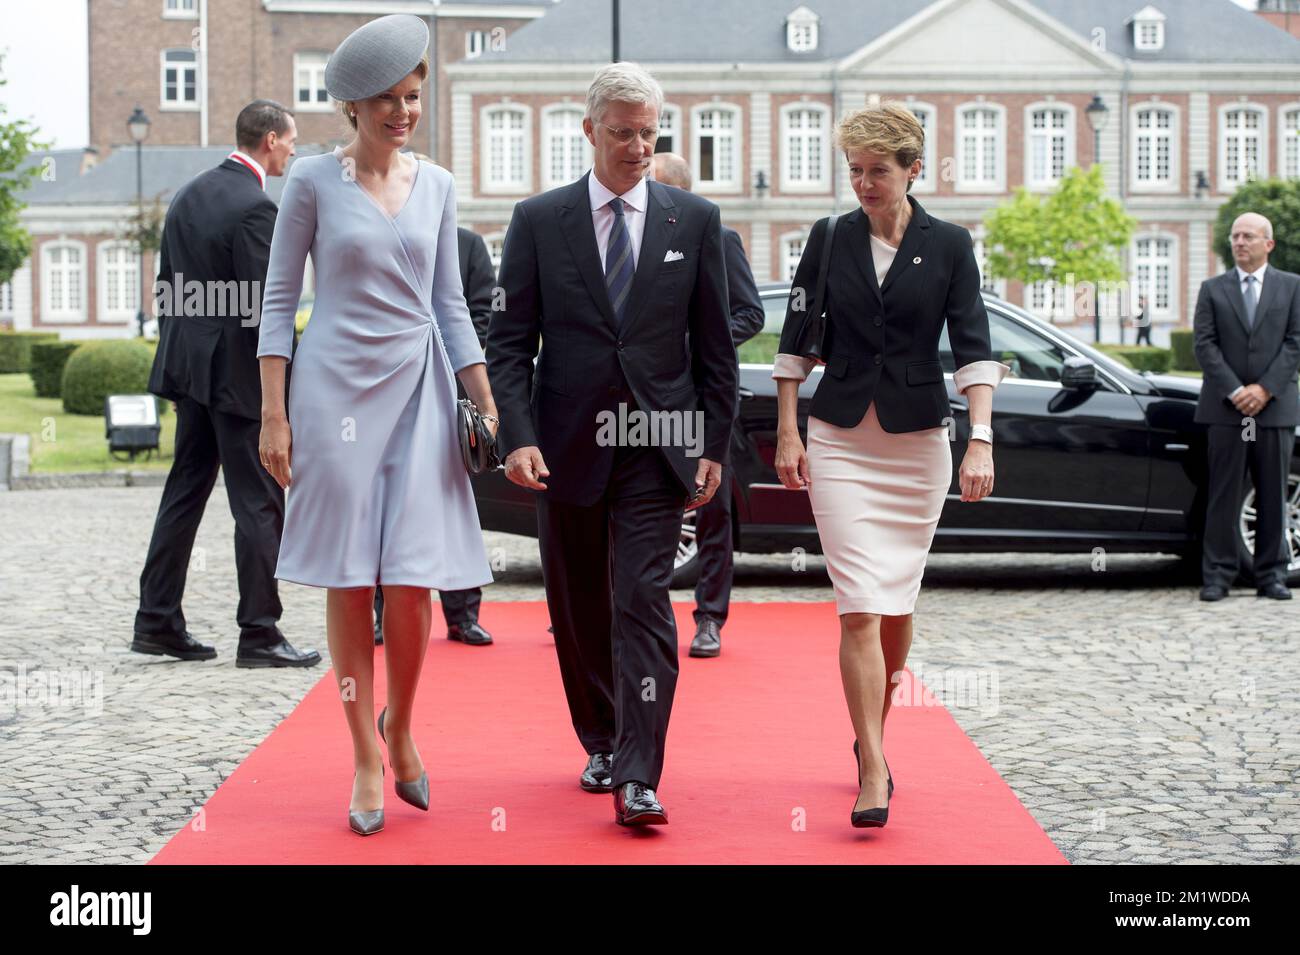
[{"xmin": 771, "ymin": 232, "xmax": 1009, "ymax": 394}]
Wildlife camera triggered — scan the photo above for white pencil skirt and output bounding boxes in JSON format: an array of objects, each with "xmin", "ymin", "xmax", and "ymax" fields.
[{"xmin": 805, "ymin": 402, "xmax": 953, "ymax": 616}]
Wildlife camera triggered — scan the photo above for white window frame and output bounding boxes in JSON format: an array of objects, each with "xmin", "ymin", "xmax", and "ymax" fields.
[
  {"xmin": 162, "ymin": 0, "xmax": 197, "ymax": 19},
  {"xmin": 97, "ymin": 241, "xmax": 140, "ymax": 325},
  {"xmin": 1218, "ymin": 102, "xmax": 1269, "ymax": 193},
  {"xmin": 542, "ymin": 104, "xmax": 591, "ymax": 190},
  {"xmin": 779, "ymin": 102, "xmax": 830, "ymax": 194},
  {"xmin": 1278, "ymin": 103, "xmax": 1300, "ymax": 180},
  {"xmin": 41, "ymin": 240, "xmax": 87, "ymax": 324},
  {"xmin": 1129, "ymin": 101, "xmax": 1179, "ymax": 194},
  {"xmin": 1024, "ymin": 279, "xmax": 1067, "ymax": 323},
  {"xmin": 906, "ymin": 102, "xmax": 936, "ymax": 194},
  {"xmin": 479, "ymin": 104, "xmax": 531, "ymax": 195},
  {"xmin": 654, "ymin": 104, "xmax": 681, "ymax": 157},
  {"xmin": 692, "ymin": 103, "xmax": 743, "ymax": 194},
  {"xmin": 1131, "ymin": 232, "xmax": 1178, "ymax": 323},
  {"xmin": 292, "ymin": 52, "xmax": 331, "ymax": 113},
  {"xmin": 955, "ymin": 102, "xmax": 1005, "ymax": 193},
  {"xmin": 779, "ymin": 231, "xmax": 806, "ymax": 283},
  {"xmin": 160, "ymin": 48, "xmax": 199, "ymax": 112},
  {"xmin": 0, "ymin": 278, "xmax": 14, "ymax": 319},
  {"xmin": 785, "ymin": 6, "xmax": 820, "ymax": 53},
  {"xmin": 1134, "ymin": 19, "xmax": 1164, "ymax": 51},
  {"xmin": 1024, "ymin": 102, "xmax": 1075, "ymax": 191},
  {"xmin": 971, "ymin": 227, "xmax": 1007, "ymax": 300},
  {"xmin": 484, "ymin": 232, "xmax": 505, "ymax": 278}
]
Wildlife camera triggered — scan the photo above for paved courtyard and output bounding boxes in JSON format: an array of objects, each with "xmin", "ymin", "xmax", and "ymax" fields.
[{"xmin": 0, "ymin": 482, "xmax": 1296, "ymax": 864}]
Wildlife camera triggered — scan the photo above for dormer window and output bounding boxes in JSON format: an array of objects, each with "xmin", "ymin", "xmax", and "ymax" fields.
[
  {"xmin": 786, "ymin": 6, "xmax": 820, "ymax": 53},
  {"xmin": 1128, "ymin": 5, "xmax": 1166, "ymax": 52}
]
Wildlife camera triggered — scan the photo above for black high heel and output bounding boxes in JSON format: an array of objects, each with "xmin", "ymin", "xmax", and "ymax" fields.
[
  {"xmin": 851, "ymin": 741, "xmax": 890, "ymax": 828},
  {"xmin": 378, "ymin": 706, "xmax": 430, "ymax": 811},
  {"xmin": 854, "ymin": 740, "xmax": 893, "ymax": 798}
]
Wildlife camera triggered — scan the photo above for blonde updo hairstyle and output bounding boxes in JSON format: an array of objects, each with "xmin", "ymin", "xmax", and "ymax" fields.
[
  {"xmin": 834, "ymin": 102, "xmax": 925, "ymax": 192},
  {"xmin": 336, "ymin": 53, "xmax": 431, "ymax": 132}
]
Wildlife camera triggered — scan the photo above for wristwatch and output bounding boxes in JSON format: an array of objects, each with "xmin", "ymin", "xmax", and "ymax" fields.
[{"xmin": 970, "ymin": 424, "xmax": 993, "ymax": 445}]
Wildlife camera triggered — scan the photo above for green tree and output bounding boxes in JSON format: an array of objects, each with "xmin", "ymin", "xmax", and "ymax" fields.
[
  {"xmin": 0, "ymin": 53, "xmax": 53, "ymax": 286},
  {"xmin": 1213, "ymin": 177, "xmax": 1300, "ymax": 273},
  {"xmin": 984, "ymin": 165, "xmax": 1136, "ymax": 319}
]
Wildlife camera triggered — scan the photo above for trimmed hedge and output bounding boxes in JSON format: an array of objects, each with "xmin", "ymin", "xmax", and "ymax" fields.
[
  {"xmin": 1169, "ymin": 329, "xmax": 1196, "ymax": 372},
  {"xmin": 1097, "ymin": 344, "xmax": 1172, "ymax": 373},
  {"xmin": 30, "ymin": 341, "xmax": 85, "ymax": 398},
  {"xmin": 61, "ymin": 339, "xmax": 158, "ymax": 416},
  {"xmin": 0, "ymin": 332, "xmax": 60, "ymax": 373}
]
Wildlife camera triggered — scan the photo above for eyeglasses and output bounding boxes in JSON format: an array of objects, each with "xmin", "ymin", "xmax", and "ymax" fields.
[{"xmin": 597, "ymin": 122, "xmax": 659, "ymax": 145}]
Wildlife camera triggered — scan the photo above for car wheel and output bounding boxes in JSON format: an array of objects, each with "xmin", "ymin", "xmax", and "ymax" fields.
[
  {"xmin": 671, "ymin": 508, "xmax": 701, "ymax": 589},
  {"xmin": 1236, "ymin": 470, "xmax": 1300, "ymax": 586}
]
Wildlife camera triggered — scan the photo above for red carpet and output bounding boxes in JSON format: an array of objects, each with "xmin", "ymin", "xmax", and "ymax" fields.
[{"xmin": 150, "ymin": 602, "xmax": 1066, "ymax": 864}]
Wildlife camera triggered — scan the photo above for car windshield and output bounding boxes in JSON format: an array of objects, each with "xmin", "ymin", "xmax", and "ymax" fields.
[{"xmin": 748, "ymin": 287, "xmax": 1135, "ymax": 385}]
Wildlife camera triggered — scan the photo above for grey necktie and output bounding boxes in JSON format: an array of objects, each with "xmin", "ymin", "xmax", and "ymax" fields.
[{"xmin": 1243, "ymin": 274, "xmax": 1257, "ymax": 328}]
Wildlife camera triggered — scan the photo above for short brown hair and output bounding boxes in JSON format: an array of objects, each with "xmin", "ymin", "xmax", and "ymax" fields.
[
  {"xmin": 835, "ymin": 102, "xmax": 924, "ymax": 174},
  {"xmin": 236, "ymin": 100, "xmax": 294, "ymax": 152},
  {"xmin": 336, "ymin": 54, "xmax": 430, "ymax": 131}
]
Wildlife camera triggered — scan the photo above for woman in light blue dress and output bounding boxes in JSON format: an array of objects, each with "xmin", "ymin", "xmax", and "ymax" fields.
[{"xmin": 255, "ymin": 15, "xmax": 496, "ymax": 835}]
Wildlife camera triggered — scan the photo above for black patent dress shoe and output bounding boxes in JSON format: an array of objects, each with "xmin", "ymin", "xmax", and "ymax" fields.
[
  {"xmin": 235, "ymin": 638, "xmax": 322, "ymax": 668},
  {"xmin": 130, "ymin": 631, "xmax": 216, "ymax": 661},
  {"xmin": 1199, "ymin": 585, "xmax": 1229, "ymax": 602},
  {"xmin": 447, "ymin": 621, "xmax": 493, "ymax": 645},
  {"xmin": 579, "ymin": 752, "xmax": 615, "ymax": 793},
  {"xmin": 614, "ymin": 781, "xmax": 667, "ymax": 826},
  {"xmin": 689, "ymin": 618, "xmax": 721, "ymax": 658},
  {"xmin": 1257, "ymin": 581, "xmax": 1292, "ymax": 600}
]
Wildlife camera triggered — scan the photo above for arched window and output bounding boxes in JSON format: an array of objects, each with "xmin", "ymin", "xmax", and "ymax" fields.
[
  {"xmin": 1133, "ymin": 234, "xmax": 1177, "ymax": 320},
  {"xmin": 780, "ymin": 103, "xmax": 830, "ymax": 192},
  {"xmin": 1220, "ymin": 104, "xmax": 1268, "ymax": 191},
  {"xmin": 98, "ymin": 241, "xmax": 140, "ymax": 323},
  {"xmin": 1131, "ymin": 104, "xmax": 1178, "ymax": 190},
  {"xmin": 481, "ymin": 105, "xmax": 530, "ymax": 193},
  {"xmin": 692, "ymin": 104, "xmax": 742, "ymax": 192},
  {"xmin": 780, "ymin": 232, "xmax": 806, "ymax": 282},
  {"xmin": 1025, "ymin": 103, "xmax": 1075, "ymax": 189},
  {"xmin": 543, "ymin": 106, "xmax": 590, "ymax": 189},
  {"xmin": 956, "ymin": 104, "xmax": 1004, "ymax": 191},
  {"xmin": 41, "ymin": 241, "xmax": 87, "ymax": 323}
]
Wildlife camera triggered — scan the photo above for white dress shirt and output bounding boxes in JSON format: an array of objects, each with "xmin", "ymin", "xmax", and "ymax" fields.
[
  {"xmin": 228, "ymin": 150, "xmax": 267, "ymax": 191},
  {"xmin": 1229, "ymin": 263, "xmax": 1269, "ymax": 400},
  {"xmin": 589, "ymin": 171, "xmax": 647, "ymax": 270}
]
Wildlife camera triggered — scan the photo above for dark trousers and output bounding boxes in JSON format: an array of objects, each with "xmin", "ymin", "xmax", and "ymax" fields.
[
  {"xmin": 373, "ymin": 584, "xmax": 481, "ymax": 631},
  {"xmin": 537, "ymin": 443, "xmax": 684, "ymax": 790},
  {"xmin": 1202, "ymin": 423, "xmax": 1295, "ymax": 587},
  {"xmin": 693, "ymin": 482, "xmax": 734, "ymax": 626},
  {"xmin": 134, "ymin": 395, "xmax": 284, "ymax": 649}
]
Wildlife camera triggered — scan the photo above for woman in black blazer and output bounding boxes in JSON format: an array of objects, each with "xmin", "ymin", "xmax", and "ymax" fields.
[{"xmin": 773, "ymin": 104, "xmax": 1009, "ymax": 829}]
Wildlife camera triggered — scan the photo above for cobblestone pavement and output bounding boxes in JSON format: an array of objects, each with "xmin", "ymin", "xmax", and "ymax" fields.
[{"xmin": 1, "ymin": 484, "xmax": 1296, "ymax": 865}]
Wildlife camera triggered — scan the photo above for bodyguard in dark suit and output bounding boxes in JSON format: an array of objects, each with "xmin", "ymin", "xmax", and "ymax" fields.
[
  {"xmin": 374, "ymin": 226, "xmax": 497, "ymax": 646},
  {"xmin": 488, "ymin": 64, "xmax": 736, "ymax": 825},
  {"xmin": 1194, "ymin": 212, "xmax": 1300, "ymax": 601},
  {"xmin": 132, "ymin": 101, "xmax": 320, "ymax": 667},
  {"xmin": 650, "ymin": 152, "xmax": 764, "ymax": 659}
]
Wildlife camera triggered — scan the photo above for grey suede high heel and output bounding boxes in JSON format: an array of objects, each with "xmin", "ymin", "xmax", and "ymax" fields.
[
  {"xmin": 378, "ymin": 706, "xmax": 430, "ymax": 811},
  {"xmin": 349, "ymin": 765, "xmax": 384, "ymax": 836}
]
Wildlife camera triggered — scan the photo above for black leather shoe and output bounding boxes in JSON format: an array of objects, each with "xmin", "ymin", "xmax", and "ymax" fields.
[
  {"xmin": 130, "ymin": 631, "xmax": 216, "ymax": 661},
  {"xmin": 236, "ymin": 638, "xmax": 321, "ymax": 668},
  {"xmin": 1257, "ymin": 582, "xmax": 1292, "ymax": 600},
  {"xmin": 614, "ymin": 781, "xmax": 667, "ymax": 826},
  {"xmin": 447, "ymin": 621, "xmax": 493, "ymax": 645},
  {"xmin": 689, "ymin": 618, "xmax": 721, "ymax": 658},
  {"xmin": 1199, "ymin": 585, "xmax": 1229, "ymax": 602},
  {"xmin": 579, "ymin": 753, "xmax": 614, "ymax": 793},
  {"xmin": 374, "ymin": 624, "xmax": 383, "ymax": 645}
]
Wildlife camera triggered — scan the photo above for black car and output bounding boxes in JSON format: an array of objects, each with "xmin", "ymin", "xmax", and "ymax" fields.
[{"xmin": 472, "ymin": 287, "xmax": 1300, "ymax": 587}]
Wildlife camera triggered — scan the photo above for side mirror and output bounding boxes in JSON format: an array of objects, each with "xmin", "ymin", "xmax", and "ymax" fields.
[{"xmin": 1061, "ymin": 355, "xmax": 1099, "ymax": 390}]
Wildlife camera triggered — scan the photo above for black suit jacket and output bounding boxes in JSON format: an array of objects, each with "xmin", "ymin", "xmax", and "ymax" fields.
[
  {"xmin": 487, "ymin": 172, "xmax": 737, "ymax": 506},
  {"xmin": 148, "ymin": 158, "xmax": 288, "ymax": 421},
  {"xmin": 457, "ymin": 226, "xmax": 495, "ymax": 347},
  {"xmin": 721, "ymin": 226, "xmax": 765, "ymax": 347},
  {"xmin": 1193, "ymin": 266, "xmax": 1300, "ymax": 428},
  {"xmin": 778, "ymin": 196, "xmax": 994, "ymax": 432}
]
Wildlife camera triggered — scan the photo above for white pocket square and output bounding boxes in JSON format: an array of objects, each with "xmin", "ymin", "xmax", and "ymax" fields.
[{"xmin": 663, "ymin": 250, "xmax": 685, "ymax": 263}]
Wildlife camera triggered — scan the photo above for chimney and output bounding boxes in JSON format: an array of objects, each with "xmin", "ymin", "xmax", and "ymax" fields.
[{"xmin": 1257, "ymin": 0, "xmax": 1300, "ymax": 40}]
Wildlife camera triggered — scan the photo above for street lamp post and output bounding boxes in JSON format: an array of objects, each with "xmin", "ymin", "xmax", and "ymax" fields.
[
  {"xmin": 1085, "ymin": 94, "xmax": 1109, "ymax": 343},
  {"xmin": 127, "ymin": 107, "xmax": 151, "ymax": 338}
]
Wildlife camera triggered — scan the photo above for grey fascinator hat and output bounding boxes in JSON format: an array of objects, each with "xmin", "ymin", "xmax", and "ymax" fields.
[{"xmin": 324, "ymin": 14, "xmax": 430, "ymax": 102}]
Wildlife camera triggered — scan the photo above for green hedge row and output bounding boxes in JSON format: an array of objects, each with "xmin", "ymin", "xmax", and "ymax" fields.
[
  {"xmin": 1169, "ymin": 329, "xmax": 1197, "ymax": 372},
  {"xmin": 0, "ymin": 332, "xmax": 60, "ymax": 373},
  {"xmin": 61, "ymin": 339, "xmax": 162, "ymax": 416},
  {"xmin": 30, "ymin": 341, "xmax": 83, "ymax": 397},
  {"xmin": 1097, "ymin": 344, "xmax": 1172, "ymax": 373}
]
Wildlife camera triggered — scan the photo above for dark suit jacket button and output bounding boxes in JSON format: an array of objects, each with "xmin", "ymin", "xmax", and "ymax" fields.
[
  {"xmin": 874, "ymin": 355, "xmax": 883, "ymax": 365},
  {"xmin": 873, "ymin": 317, "xmax": 883, "ymax": 326},
  {"xmin": 616, "ymin": 341, "xmax": 624, "ymax": 351}
]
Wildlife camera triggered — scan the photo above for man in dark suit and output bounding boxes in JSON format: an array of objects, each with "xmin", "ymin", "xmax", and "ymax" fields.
[
  {"xmin": 1193, "ymin": 212, "xmax": 1300, "ymax": 601},
  {"xmin": 650, "ymin": 152, "xmax": 764, "ymax": 659},
  {"xmin": 374, "ymin": 226, "xmax": 496, "ymax": 646},
  {"xmin": 132, "ymin": 101, "xmax": 320, "ymax": 667},
  {"xmin": 487, "ymin": 63, "xmax": 736, "ymax": 825}
]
